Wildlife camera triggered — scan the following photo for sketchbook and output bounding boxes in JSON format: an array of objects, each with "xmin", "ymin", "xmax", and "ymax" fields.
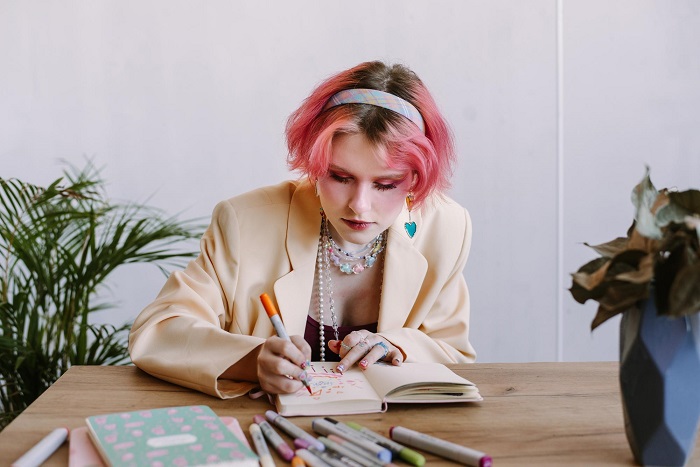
[
  {"xmin": 275, "ymin": 361, "xmax": 482, "ymax": 416},
  {"xmin": 70, "ymin": 416, "xmax": 250, "ymax": 467},
  {"xmin": 84, "ymin": 405, "xmax": 258, "ymax": 466}
]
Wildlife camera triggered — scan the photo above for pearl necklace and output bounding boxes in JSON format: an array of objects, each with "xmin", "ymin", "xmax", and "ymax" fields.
[{"xmin": 316, "ymin": 211, "xmax": 387, "ymax": 361}]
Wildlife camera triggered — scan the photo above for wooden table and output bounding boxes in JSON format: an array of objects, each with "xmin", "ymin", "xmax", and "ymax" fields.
[{"xmin": 1, "ymin": 362, "xmax": 697, "ymax": 466}]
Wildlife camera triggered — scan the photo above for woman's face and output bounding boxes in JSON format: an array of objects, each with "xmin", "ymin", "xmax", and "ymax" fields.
[{"xmin": 317, "ymin": 133, "xmax": 414, "ymax": 251}]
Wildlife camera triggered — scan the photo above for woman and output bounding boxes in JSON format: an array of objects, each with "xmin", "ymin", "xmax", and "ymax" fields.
[{"xmin": 129, "ymin": 61, "xmax": 476, "ymax": 400}]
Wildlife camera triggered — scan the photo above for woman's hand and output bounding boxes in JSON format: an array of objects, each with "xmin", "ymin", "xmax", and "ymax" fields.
[
  {"xmin": 328, "ymin": 330, "xmax": 403, "ymax": 373},
  {"xmin": 256, "ymin": 335, "xmax": 312, "ymax": 394}
]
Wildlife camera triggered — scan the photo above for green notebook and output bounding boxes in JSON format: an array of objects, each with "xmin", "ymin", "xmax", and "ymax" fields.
[{"xmin": 85, "ymin": 405, "xmax": 259, "ymax": 466}]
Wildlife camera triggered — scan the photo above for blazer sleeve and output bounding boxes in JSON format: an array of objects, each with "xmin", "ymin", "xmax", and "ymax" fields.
[
  {"xmin": 378, "ymin": 206, "xmax": 476, "ymax": 363},
  {"xmin": 128, "ymin": 200, "xmax": 264, "ymax": 399}
]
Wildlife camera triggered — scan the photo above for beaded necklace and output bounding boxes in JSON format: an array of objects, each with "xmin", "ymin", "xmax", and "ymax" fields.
[{"xmin": 316, "ymin": 211, "xmax": 387, "ymax": 361}]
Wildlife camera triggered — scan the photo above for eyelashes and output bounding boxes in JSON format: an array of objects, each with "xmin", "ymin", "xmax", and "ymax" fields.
[
  {"xmin": 330, "ymin": 173, "xmax": 351, "ymax": 184},
  {"xmin": 375, "ymin": 182, "xmax": 397, "ymax": 191},
  {"xmin": 329, "ymin": 173, "xmax": 397, "ymax": 191}
]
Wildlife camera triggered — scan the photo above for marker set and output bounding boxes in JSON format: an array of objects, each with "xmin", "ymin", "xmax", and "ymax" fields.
[{"xmin": 249, "ymin": 411, "xmax": 491, "ymax": 467}]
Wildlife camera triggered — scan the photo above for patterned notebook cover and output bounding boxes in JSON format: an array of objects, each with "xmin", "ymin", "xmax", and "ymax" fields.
[
  {"xmin": 85, "ymin": 405, "xmax": 258, "ymax": 466},
  {"xmin": 71, "ymin": 416, "xmax": 250, "ymax": 467}
]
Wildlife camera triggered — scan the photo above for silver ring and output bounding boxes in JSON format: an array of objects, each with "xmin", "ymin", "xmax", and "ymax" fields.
[
  {"xmin": 340, "ymin": 342, "xmax": 352, "ymax": 351},
  {"xmin": 373, "ymin": 341, "xmax": 390, "ymax": 360},
  {"xmin": 357, "ymin": 339, "xmax": 368, "ymax": 348}
]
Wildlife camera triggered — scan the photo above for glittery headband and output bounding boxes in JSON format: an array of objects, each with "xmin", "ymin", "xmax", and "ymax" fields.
[{"xmin": 323, "ymin": 88, "xmax": 425, "ymax": 134}]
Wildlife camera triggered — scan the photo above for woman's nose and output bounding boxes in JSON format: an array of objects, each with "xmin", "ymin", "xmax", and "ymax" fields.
[{"xmin": 348, "ymin": 184, "xmax": 372, "ymax": 214}]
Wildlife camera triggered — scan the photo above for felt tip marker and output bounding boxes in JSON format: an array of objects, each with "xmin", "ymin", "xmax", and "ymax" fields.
[
  {"xmin": 317, "ymin": 436, "xmax": 389, "ymax": 467},
  {"xmin": 390, "ymin": 426, "xmax": 492, "ymax": 467},
  {"xmin": 260, "ymin": 293, "xmax": 313, "ymax": 394},
  {"xmin": 326, "ymin": 434, "xmax": 390, "ymax": 467},
  {"xmin": 11, "ymin": 427, "xmax": 69, "ymax": 467},
  {"xmin": 346, "ymin": 421, "xmax": 425, "ymax": 466},
  {"xmin": 295, "ymin": 448, "xmax": 330, "ymax": 467},
  {"xmin": 295, "ymin": 440, "xmax": 361, "ymax": 467},
  {"xmin": 253, "ymin": 414, "xmax": 295, "ymax": 462},
  {"xmin": 249, "ymin": 423, "xmax": 275, "ymax": 467},
  {"xmin": 309, "ymin": 445, "xmax": 363, "ymax": 467},
  {"xmin": 266, "ymin": 410, "xmax": 324, "ymax": 452},
  {"xmin": 297, "ymin": 439, "xmax": 355, "ymax": 467},
  {"xmin": 312, "ymin": 418, "xmax": 392, "ymax": 463}
]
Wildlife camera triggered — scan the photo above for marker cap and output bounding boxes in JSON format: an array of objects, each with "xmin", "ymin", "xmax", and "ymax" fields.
[
  {"xmin": 260, "ymin": 293, "xmax": 279, "ymax": 318},
  {"xmin": 399, "ymin": 447, "xmax": 427, "ymax": 466}
]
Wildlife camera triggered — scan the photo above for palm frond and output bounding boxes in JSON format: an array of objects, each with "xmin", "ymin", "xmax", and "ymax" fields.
[{"xmin": 0, "ymin": 163, "xmax": 203, "ymax": 429}]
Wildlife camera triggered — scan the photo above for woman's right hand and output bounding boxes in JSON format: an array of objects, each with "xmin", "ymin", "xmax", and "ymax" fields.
[{"xmin": 256, "ymin": 335, "xmax": 312, "ymax": 394}]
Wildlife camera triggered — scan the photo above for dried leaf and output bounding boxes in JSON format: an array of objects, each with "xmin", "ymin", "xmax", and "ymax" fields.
[
  {"xmin": 670, "ymin": 190, "xmax": 700, "ymax": 216},
  {"xmin": 570, "ymin": 257, "xmax": 610, "ymax": 302},
  {"xmin": 570, "ymin": 281, "xmax": 601, "ymax": 305},
  {"xmin": 614, "ymin": 253, "xmax": 654, "ymax": 284},
  {"xmin": 606, "ymin": 249, "xmax": 649, "ymax": 276},
  {"xmin": 686, "ymin": 216, "xmax": 700, "ymax": 243},
  {"xmin": 631, "ymin": 167, "xmax": 663, "ymax": 239},
  {"xmin": 667, "ymin": 263, "xmax": 700, "ymax": 317},
  {"xmin": 584, "ymin": 237, "xmax": 628, "ymax": 258},
  {"xmin": 656, "ymin": 198, "xmax": 691, "ymax": 227},
  {"xmin": 571, "ymin": 167, "xmax": 700, "ymax": 327},
  {"xmin": 599, "ymin": 281, "xmax": 648, "ymax": 311},
  {"xmin": 590, "ymin": 281, "xmax": 649, "ymax": 330},
  {"xmin": 591, "ymin": 304, "xmax": 621, "ymax": 330},
  {"xmin": 571, "ymin": 260, "xmax": 611, "ymax": 291},
  {"xmin": 651, "ymin": 189, "xmax": 670, "ymax": 215},
  {"xmin": 627, "ymin": 226, "xmax": 660, "ymax": 252}
]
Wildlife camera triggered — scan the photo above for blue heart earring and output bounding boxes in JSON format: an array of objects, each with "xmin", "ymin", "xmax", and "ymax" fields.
[{"xmin": 404, "ymin": 193, "xmax": 416, "ymax": 238}]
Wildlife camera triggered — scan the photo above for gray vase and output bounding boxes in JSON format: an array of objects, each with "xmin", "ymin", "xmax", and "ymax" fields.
[{"xmin": 619, "ymin": 292, "xmax": 700, "ymax": 466}]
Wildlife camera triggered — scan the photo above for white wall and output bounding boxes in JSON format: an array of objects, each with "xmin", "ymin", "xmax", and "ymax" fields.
[{"xmin": 1, "ymin": 1, "xmax": 698, "ymax": 363}]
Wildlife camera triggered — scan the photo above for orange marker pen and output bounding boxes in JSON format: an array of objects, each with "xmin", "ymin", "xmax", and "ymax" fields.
[{"xmin": 260, "ymin": 293, "xmax": 313, "ymax": 395}]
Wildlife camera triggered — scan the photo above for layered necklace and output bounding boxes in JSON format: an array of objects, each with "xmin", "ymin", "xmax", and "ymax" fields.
[{"xmin": 316, "ymin": 210, "xmax": 387, "ymax": 361}]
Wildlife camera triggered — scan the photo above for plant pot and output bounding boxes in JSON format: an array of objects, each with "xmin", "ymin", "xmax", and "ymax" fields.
[{"xmin": 619, "ymin": 292, "xmax": 700, "ymax": 466}]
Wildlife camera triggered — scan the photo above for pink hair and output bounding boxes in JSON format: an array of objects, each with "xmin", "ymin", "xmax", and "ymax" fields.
[{"xmin": 286, "ymin": 61, "xmax": 456, "ymax": 207}]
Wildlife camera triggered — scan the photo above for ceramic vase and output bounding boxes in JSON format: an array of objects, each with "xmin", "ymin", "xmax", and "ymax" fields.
[{"xmin": 619, "ymin": 292, "xmax": 700, "ymax": 466}]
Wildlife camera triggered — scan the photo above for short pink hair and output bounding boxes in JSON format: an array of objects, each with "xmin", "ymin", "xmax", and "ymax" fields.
[{"xmin": 286, "ymin": 61, "xmax": 456, "ymax": 207}]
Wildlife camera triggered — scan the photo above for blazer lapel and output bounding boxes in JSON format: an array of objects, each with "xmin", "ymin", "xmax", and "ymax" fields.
[
  {"xmin": 378, "ymin": 205, "xmax": 427, "ymax": 331},
  {"xmin": 274, "ymin": 181, "xmax": 320, "ymax": 336}
]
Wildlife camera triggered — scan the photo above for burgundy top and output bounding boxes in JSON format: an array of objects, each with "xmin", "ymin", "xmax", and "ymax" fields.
[{"xmin": 303, "ymin": 315, "xmax": 378, "ymax": 362}]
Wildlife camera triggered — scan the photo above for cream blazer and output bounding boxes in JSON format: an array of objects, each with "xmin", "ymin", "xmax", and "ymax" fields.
[{"xmin": 129, "ymin": 180, "xmax": 475, "ymax": 399}]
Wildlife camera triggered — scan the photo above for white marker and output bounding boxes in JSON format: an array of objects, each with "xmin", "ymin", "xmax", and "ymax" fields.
[
  {"xmin": 249, "ymin": 423, "xmax": 275, "ymax": 467},
  {"xmin": 12, "ymin": 427, "xmax": 69, "ymax": 467},
  {"xmin": 390, "ymin": 426, "xmax": 492, "ymax": 467},
  {"xmin": 312, "ymin": 418, "xmax": 391, "ymax": 463},
  {"xmin": 266, "ymin": 410, "xmax": 324, "ymax": 451}
]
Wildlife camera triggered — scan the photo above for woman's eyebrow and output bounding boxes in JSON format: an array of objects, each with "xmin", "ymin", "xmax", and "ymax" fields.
[{"xmin": 328, "ymin": 165, "xmax": 407, "ymax": 180}]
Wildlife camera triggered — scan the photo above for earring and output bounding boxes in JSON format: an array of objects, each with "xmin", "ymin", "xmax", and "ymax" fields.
[{"xmin": 404, "ymin": 193, "xmax": 416, "ymax": 238}]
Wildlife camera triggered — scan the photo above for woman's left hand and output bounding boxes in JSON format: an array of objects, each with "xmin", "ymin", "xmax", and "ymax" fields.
[{"xmin": 328, "ymin": 330, "xmax": 403, "ymax": 373}]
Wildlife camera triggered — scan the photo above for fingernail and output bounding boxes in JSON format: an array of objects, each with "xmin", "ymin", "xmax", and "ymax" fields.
[
  {"xmin": 393, "ymin": 358, "xmax": 401, "ymax": 365},
  {"xmin": 336, "ymin": 364, "xmax": 345, "ymax": 374},
  {"xmin": 360, "ymin": 360, "xmax": 368, "ymax": 368}
]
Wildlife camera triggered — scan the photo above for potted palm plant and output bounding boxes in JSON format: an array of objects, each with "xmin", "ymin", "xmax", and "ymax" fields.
[
  {"xmin": 569, "ymin": 167, "xmax": 700, "ymax": 466},
  {"xmin": 0, "ymin": 163, "xmax": 202, "ymax": 429}
]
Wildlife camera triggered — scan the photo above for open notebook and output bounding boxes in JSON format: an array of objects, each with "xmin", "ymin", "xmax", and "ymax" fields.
[{"xmin": 276, "ymin": 361, "xmax": 482, "ymax": 416}]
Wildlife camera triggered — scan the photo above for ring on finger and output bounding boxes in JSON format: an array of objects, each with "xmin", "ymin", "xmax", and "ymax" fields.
[
  {"xmin": 340, "ymin": 342, "xmax": 352, "ymax": 351},
  {"xmin": 373, "ymin": 341, "xmax": 390, "ymax": 360},
  {"xmin": 357, "ymin": 339, "xmax": 368, "ymax": 348}
]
